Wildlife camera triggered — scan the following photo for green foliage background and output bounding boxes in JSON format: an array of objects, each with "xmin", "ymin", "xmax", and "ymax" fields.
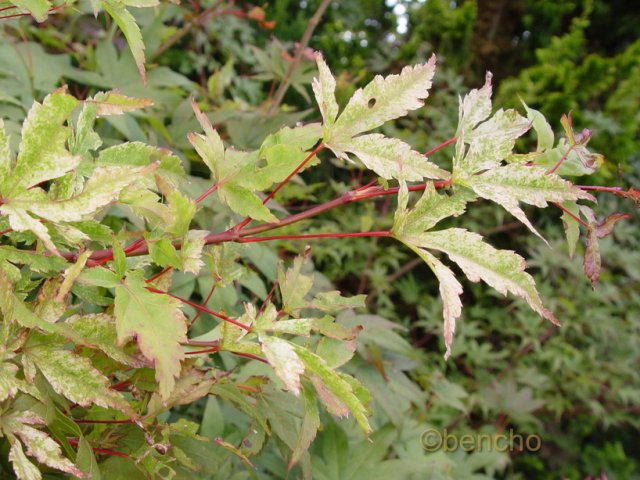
[{"xmin": 0, "ymin": 0, "xmax": 638, "ymax": 478}]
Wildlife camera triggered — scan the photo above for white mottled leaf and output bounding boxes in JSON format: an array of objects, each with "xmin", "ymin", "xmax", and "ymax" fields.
[
  {"xmin": 457, "ymin": 72, "xmax": 493, "ymax": 138},
  {"xmin": 392, "ymin": 181, "xmax": 474, "ymax": 237},
  {"xmin": 114, "ymin": 270, "xmax": 187, "ymax": 400},
  {"xmin": 0, "ymin": 119, "xmax": 11, "ymax": 185},
  {"xmin": 8, "ymin": 438, "xmax": 41, "ymax": 480},
  {"xmin": 66, "ymin": 313, "xmax": 140, "ymax": 367},
  {"xmin": 0, "ymin": 204, "xmax": 58, "ymax": 254},
  {"xmin": 17, "ymin": 164, "xmax": 157, "ymax": 222},
  {"xmin": 6, "ymin": 92, "xmax": 79, "ymax": 195},
  {"xmin": 455, "ymin": 109, "xmax": 531, "ymax": 175},
  {"xmin": 328, "ymin": 55, "xmax": 436, "ymax": 141},
  {"xmin": 89, "ymin": 91, "xmax": 154, "ymax": 116},
  {"xmin": 13, "ymin": 426, "xmax": 84, "ymax": 478},
  {"xmin": 465, "ymin": 164, "xmax": 594, "ymax": 241},
  {"xmin": 330, "ymin": 133, "xmax": 449, "ymax": 181},
  {"xmin": 180, "ymin": 230, "xmax": 208, "ymax": 274},
  {"xmin": 312, "ymin": 54, "xmax": 339, "ymax": 128},
  {"xmin": 404, "ymin": 228, "xmax": 559, "ymax": 326},
  {"xmin": 260, "ymin": 336, "xmax": 305, "ymax": 395},
  {"xmin": 294, "ymin": 346, "xmax": 371, "ymax": 434},
  {"xmin": 413, "ymin": 248, "xmax": 462, "ymax": 360},
  {"xmin": 26, "ymin": 334, "xmax": 133, "ymax": 415}
]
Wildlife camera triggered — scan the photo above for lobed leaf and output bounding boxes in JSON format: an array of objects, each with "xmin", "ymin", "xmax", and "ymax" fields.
[
  {"xmin": 114, "ymin": 270, "xmax": 188, "ymax": 400},
  {"xmin": 329, "ymin": 133, "xmax": 449, "ymax": 181},
  {"xmin": 101, "ymin": 0, "xmax": 147, "ymax": 82},
  {"xmin": 464, "ymin": 164, "xmax": 594, "ymax": 241},
  {"xmin": 312, "ymin": 54, "xmax": 339, "ymax": 129},
  {"xmin": 4, "ymin": 92, "xmax": 79, "ymax": 196},
  {"xmin": 402, "ymin": 228, "xmax": 559, "ymax": 326},
  {"xmin": 25, "ymin": 333, "xmax": 134, "ymax": 415},
  {"xmin": 328, "ymin": 55, "xmax": 436, "ymax": 141},
  {"xmin": 412, "ymin": 248, "xmax": 463, "ymax": 360}
]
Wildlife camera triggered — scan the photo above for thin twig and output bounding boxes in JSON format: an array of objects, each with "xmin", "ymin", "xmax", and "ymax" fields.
[
  {"xmin": 267, "ymin": 0, "xmax": 332, "ymax": 115},
  {"xmin": 153, "ymin": 0, "xmax": 225, "ymax": 58}
]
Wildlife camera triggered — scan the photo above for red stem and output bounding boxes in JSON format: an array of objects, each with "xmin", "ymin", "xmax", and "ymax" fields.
[
  {"xmin": 237, "ymin": 231, "xmax": 391, "ymax": 243},
  {"xmin": 195, "ymin": 182, "xmax": 220, "ymax": 204},
  {"xmin": 553, "ymin": 202, "xmax": 589, "ymax": 228},
  {"xmin": 145, "ymin": 266, "xmax": 172, "ymax": 284},
  {"xmin": 0, "ymin": 3, "xmax": 65, "ymax": 19},
  {"xmin": 74, "ymin": 419, "xmax": 134, "ymax": 424},
  {"xmin": 144, "ymin": 286, "xmax": 251, "ymax": 331},
  {"xmin": 424, "ymin": 137, "xmax": 457, "ymax": 157},
  {"xmin": 66, "ymin": 438, "xmax": 129, "ymax": 458},
  {"xmin": 547, "ymin": 144, "xmax": 574, "ymax": 175},
  {"xmin": 184, "ymin": 345, "xmax": 268, "ymax": 364},
  {"xmin": 189, "ymin": 282, "xmax": 216, "ymax": 328},
  {"xmin": 67, "ymin": 178, "xmax": 452, "ymax": 264}
]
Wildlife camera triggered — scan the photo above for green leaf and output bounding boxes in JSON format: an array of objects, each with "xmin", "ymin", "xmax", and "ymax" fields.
[
  {"xmin": 218, "ymin": 183, "xmax": 276, "ymax": 222},
  {"xmin": 522, "ymin": 100, "xmax": 554, "ymax": 151},
  {"xmin": 260, "ymin": 123, "xmax": 323, "ymax": 152},
  {"xmin": 532, "ymin": 139, "xmax": 604, "ymax": 176},
  {"xmin": 278, "ymin": 256, "xmax": 314, "ymax": 314},
  {"xmin": 327, "ymin": 55, "xmax": 436, "ymax": 141},
  {"xmin": 399, "ymin": 228, "xmax": 559, "ymax": 326},
  {"xmin": 463, "ymin": 164, "xmax": 594, "ymax": 241},
  {"xmin": 561, "ymin": 201, "xmax": 581, "ymax": 258},
  {"xmin": 0, "ymin": 247, "xmax": 66, "ymax": 274},
  {"xmin": 101, "ymin": 0, "xmax": 147, "ymax": 82},
  {"xmin": 289, "ymin": 382, "xmax": 320, "ymax": 470},
  {"xmin": 25, "ymin": 333, "xmax": 134, "ymax": 415},
  {"xmin": 4, "ymin": 92, "xmax": 79, "ymax": 196},
  {"xmin": 392, "ymin": 181, "xmax": 474, "ymax": 237},
  {"xmin": 329, "ymin": 134, "xmax": 449, "ymax": 181},
  {"xmin": 188, "ymin": 102, "xmax": 277, "ymax": 221},
  {"xmin": 114, "ymin": 270, "xmax": 187, "ymax": 400},
  {"xmin": 312, "ymin": 55, "xmax": 339, "ymax": 129}
]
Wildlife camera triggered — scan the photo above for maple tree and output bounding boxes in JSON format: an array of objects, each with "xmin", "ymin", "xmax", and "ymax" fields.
[{"xmin": 0, "ymin": 1, "xmax": 637, "ymax": 478}]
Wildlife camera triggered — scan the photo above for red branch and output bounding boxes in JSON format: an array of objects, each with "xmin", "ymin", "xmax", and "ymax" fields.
[
  {"xmin": 145, "ymin": 286, "xmax": 251, "ymax": 331},
  {"xmin": 424, "ymin": 137, "xmax": 457, "ymax": 157},
  {"xmin": 237, "ymin": 231, "xmax": 391, "ymax": 243},
  {"xmin": 67, "ymin": 178, "xmax": 453, "ymax": 265}
]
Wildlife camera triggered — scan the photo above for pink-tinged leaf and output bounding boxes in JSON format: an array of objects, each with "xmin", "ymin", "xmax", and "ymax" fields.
[
  {"xmin": 583, "ymin": 226, "xmax": 601, "ymax": 290},
  {"xmin": 12, "ymin": 427, "xmax": 85, "ymax": 478},
  {"xmin": 595, "ymin": 213, "xmax": 630, "ymax": 239}
]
